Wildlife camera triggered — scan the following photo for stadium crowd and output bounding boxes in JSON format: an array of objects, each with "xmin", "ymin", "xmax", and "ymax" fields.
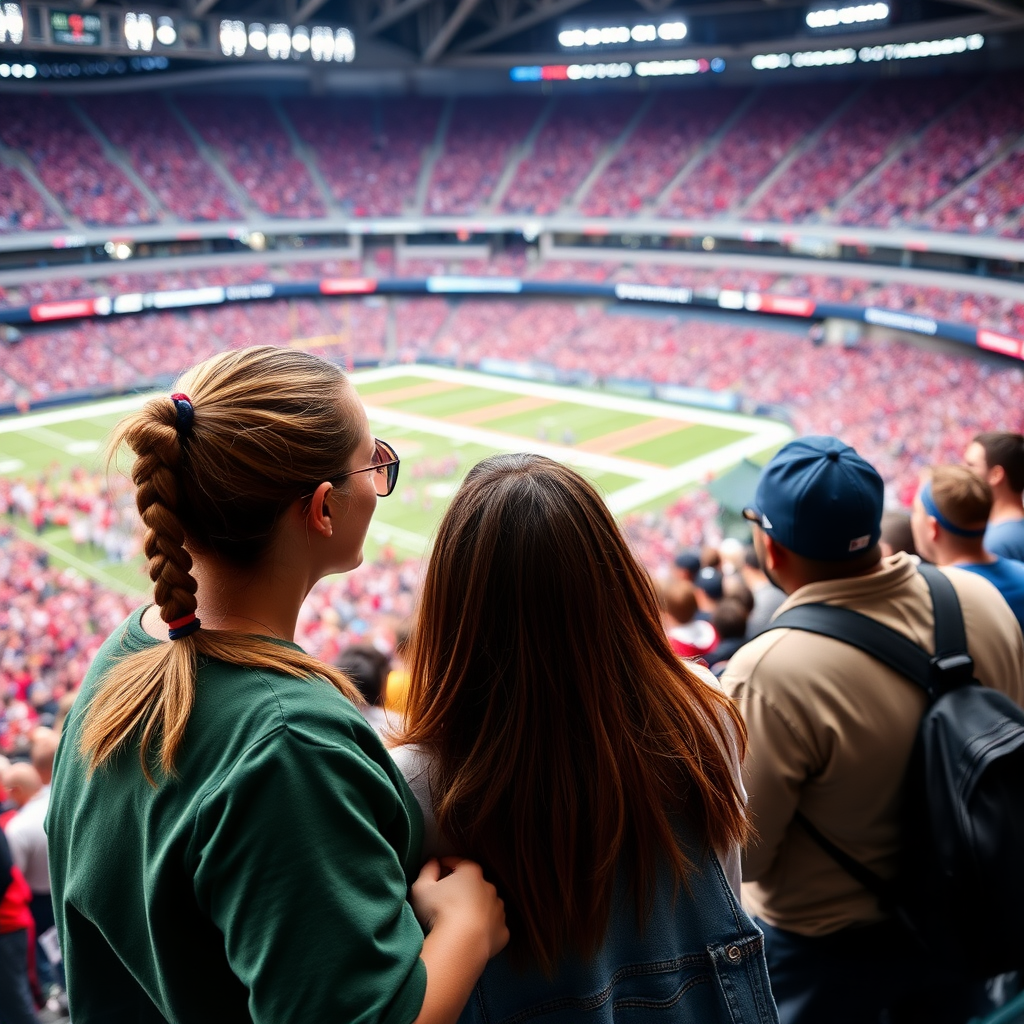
[{"xmin": 1, "ymin": 81, "xmax": 1023, "ymax": 232}]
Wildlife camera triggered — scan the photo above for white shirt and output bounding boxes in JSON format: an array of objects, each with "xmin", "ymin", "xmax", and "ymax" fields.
[{"xmin": 6, "ymin": 785, "xmax": 50, "ymax": 893}]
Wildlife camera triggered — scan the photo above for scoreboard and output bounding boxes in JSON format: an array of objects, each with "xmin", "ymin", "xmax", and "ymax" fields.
[
  {"xmin": 0, "ymin": 2, "xmax": 355, "ymax": 65},
  {"xmin": 48, "ymin": 10, "xmax": 101, "ymax": 46}
]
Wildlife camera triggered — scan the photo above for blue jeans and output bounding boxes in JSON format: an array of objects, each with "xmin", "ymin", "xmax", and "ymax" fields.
[{"xmin": 757, "ymin": 917, "xmax": 990, "ymax": 1024}]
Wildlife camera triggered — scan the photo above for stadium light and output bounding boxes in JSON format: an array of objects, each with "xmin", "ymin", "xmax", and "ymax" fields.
[
  {"xmin": 753, "ymin": 33, "xmax": 984, "ymax": 68},
  {"xmin": 334, "ymin": 28, "xmax": 355, "ymax": 62},
  {"xmin": 155, "ymin": 15, "xmax": 176, "ymax": 46},
  {"xmin": 124, "ymin": 12, "xmax": 154, "ymax": 52},
  {"xmin": 267, "ymin": 23, "xmax": 290, "ymax": 59},
  {"xmin": 292, "ymin": 25, "xmax": 310, "ymax": 53},
  {"xmin": 247, "ymin": 23, "xmax": 267, "ymax": 50},
  {"xmin": 567, "ymin": 61, "xmax": 631, "ymax": 79},
  {"xmin": 558, "ymin": 18, "xmax": 686, "ymax": 48},
  {"xmin": 0, "ymin": 3, "xmax": 23, "ymax": 45},
  {"xmin": 219, "ymin": 19, "xmax": 246, "ymax": 56},
  {"xmin": 805, "ymin": 2, "xmax": 888, "ymax": 29},
  {"xmin": 0, "ymin": 61, "xmax": 35, "ymax": 77}
]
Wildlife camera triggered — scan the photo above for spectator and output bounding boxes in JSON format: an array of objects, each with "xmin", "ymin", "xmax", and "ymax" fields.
[
  {"xmin": 384, "ymin": 624, "xmax": 412, "ymax": 714},
  {"xmin": 657, "ymin": 578, "xmax": 719, "ymax": 660},
  {"xmin": 707, "ymin": 597, "xmax": 750, "ymax": 672},
  {"xmin": 0, "ymin": 830, "xmax": 36, "ymax": 1024},
  {"xmin": 741, "ymin": 545, "xmax": 786, "ymax": 638},
  {"xmin": 336, "ymin": 644, "xmax": 393, "ymax": 735},
  {"xmin": 694, "ymin": 566, "xmax": 724, "ymax": 618},
  {"xmin": 722, "ymin": 435, "xmax": 1024, "ymax": 1023},
  {"xmin": 964, "ymin": 432, "xmax": 1024, "ymax": 561},
  {"xmin": 47, "ymin": 346, "xmax": 506, "ymax": 1021},
  {"xmin": 879, "ymin": 510, "xmax": 917, "ymax": 558},
  {"xmin": 912, "ymin": 465, "xmax": 1024, "ymax": 633},
  {"xmin": 392, "ymin": 453, "xmax": 775, "ymax": 1021},
  {"xmin": 6, "ymin": 736, "xmax": 58, "ymax": 996},
  {"xmin": 672, "ymin": 549, "xmax": 702, "ymax": 582},
  {"xmin": 2, "ymin": 766, "xmax": 40, "ymax": 813}
]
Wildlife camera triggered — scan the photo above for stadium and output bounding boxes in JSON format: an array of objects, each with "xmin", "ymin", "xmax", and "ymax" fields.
[{"xmin": 1, "ymin": 0, "xmax": 1024, "ymax": 1017}]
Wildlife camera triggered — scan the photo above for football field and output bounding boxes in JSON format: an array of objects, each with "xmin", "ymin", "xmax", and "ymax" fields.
[{"xmin": 0, "ymin": 365, "xmax": 793, "ymax": 594}]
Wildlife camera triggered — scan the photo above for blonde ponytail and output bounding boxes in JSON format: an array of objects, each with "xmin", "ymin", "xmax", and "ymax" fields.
[{"xmin": 79, "ymin": 347, "xmax": 362, "ymax": 784}]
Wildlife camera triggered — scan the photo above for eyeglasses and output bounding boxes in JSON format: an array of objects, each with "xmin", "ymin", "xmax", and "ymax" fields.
[{"xmin": 338, "ymin": 438, "xmax": 400, "ymax": 497}]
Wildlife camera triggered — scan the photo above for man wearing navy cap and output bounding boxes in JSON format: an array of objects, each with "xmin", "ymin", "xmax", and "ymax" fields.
[{"xmin": 721, "ymin": 436, "xmax": 1024, "ymax": 1024}]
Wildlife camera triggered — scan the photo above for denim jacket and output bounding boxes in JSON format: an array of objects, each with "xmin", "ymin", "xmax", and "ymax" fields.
[
  {"xmin": 391, "ymin": 744, "xmax": 778, "ymax": 1024},
  {"xmin": 458, "ymin": 833, "xmax": 778, "ymax": 1024}
]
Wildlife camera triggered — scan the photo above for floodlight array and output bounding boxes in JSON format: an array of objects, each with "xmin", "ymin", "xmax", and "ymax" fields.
[
  {"xmin": 558, "ymin": 20, "xmax": 687, "ymax": 48},
  {"xmin": 0, "ymin": 2, "xmax": 22, "ymax": 44},
  {"xmin": 219, "ymin": 18, "xmax": 353, "ymax": 60},
  {"xmin": 805, "ymin": 3, "xmax": 888, "ymax": 29},
  {"xmin": 753, "ymin": 33, "xmax": 984, "ymax": 68}
]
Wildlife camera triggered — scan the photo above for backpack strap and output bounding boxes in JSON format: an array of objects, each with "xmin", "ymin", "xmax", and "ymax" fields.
[
  {"xmin": 764, "ymin": 564, "xmax": 977, "ymax": 919},
  {"xmin": 768, "ymin": 565, "xmax": 976, "ymax": 702}
]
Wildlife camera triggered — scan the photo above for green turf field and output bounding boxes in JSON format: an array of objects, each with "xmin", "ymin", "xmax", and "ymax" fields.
[{"xmin": 0, "ymin": 366, "xmax": 793, "ymax": 594}]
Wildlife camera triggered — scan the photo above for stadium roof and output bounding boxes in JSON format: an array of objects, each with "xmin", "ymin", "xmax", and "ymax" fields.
[{"xmin": 0, "ymin": 0, "xmax": 1021, "ymax": 83}]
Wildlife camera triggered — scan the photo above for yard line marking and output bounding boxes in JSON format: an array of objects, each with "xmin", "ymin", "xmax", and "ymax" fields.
[
  {"xmin": 360, "ymin": 380, "xmax": 464, "ymax": 406},
  {"xmin": 447, "ymin": 396, "xmax": 554, "ymax": 426},
  {"xmin": 606, "ymin": 422, "xmax": 794, "ymax": 514},
  {"xmin": 9, "ymin": 523, "xmax": 149, "ymax": 597},
  {"xmin": 0, "ymin": 393, "xmax": 156, "ymax": 434},
  {"xmin": 364, "ymin": 404, "xmax": 659, "ymax": 480},
  {"xmin": 577, "ymin": 417, "xmax": 690, "ymax": 456},
  {"xmin": 351, "ymin": 364, "xmax": 772, "ymax": 433}
]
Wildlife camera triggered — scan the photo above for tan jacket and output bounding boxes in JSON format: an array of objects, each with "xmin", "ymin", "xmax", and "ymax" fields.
[{"xmin": 721, "ymin": 552, "xmax": 1024, "ymax": 936}]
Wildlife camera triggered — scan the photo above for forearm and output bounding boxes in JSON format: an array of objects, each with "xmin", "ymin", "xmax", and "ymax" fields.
[{"xmin": 412, "ymin": 922, "xmax": 490, "ymax": 1024}]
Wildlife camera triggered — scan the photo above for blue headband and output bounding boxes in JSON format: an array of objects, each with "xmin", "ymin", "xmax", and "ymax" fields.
[{"xmin": 920, "ymin": 480, "xmax": 987, "ymax": 538}]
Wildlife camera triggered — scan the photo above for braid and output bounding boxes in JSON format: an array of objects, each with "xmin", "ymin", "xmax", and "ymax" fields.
[{"xmin": 127, "ymin": 402, "xmax": 198, "ymax": 625}]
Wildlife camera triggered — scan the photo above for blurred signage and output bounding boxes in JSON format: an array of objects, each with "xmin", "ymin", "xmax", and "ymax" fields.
[{"xmin": 49, "ymin": 9, "xmax": 102, "ymax": 45}]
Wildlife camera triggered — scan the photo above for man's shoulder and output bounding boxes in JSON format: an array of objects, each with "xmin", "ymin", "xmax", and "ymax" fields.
[{"xmin": 986, "ymin": 519, "xmax": 1024, "ymax": 559}]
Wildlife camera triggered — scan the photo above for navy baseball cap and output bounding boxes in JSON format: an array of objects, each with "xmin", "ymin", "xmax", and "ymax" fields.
[
  {"xmin": 743, "ymin": 436, "xmax": 884, "ymax": 561},
  {"xmin": 673, "ymin": 549, "xmax": 701, "ymax": 575},
  {"xmin": 694, "ymin": 566, "xmax": 724, "ymax": 600}
]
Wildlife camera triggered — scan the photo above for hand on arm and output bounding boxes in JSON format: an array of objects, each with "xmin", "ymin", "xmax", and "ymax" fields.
[{"xmin": 410, "ymin": 857, "xmax": 509, "ymax": 1024}]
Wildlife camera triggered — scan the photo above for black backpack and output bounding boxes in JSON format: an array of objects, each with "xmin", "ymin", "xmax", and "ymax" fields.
[{"xmin": 768, "ymin": 563, "xmax": 1024, "ymax": 978}]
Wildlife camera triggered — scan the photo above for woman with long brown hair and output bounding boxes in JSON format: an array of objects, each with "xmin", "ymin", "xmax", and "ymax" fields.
[
  {"xmin": 394, "ymin": 453, "xmax": 777, "ymax": 1023},
  {"xmin": 47, "ymin": 346, "xmax": 507, "ymax": 1024}
]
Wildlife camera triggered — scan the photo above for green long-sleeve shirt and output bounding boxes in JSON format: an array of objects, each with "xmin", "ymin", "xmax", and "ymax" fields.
[{"xmin": 47, "ymin": 607, "xmax": 427, "ymax": 1024}]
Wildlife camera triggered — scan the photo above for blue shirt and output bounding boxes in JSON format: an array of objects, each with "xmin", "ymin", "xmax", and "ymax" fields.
[
  {"xmin": 985, "ymin": 518, "xmax": 1024, "ymax": 562},
  {"xmin": 957, "ymin": 556, "xmax": 1024, "ymax": 634}
]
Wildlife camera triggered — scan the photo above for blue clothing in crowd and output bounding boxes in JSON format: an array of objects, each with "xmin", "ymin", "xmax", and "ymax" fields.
[
  {"xmin": 956, "ymin": 556, "xmax": 1024, "ymax": 634},
  {"xmin": 984, "ymin": 518, "xmax": 1024, "ymax": 562}
]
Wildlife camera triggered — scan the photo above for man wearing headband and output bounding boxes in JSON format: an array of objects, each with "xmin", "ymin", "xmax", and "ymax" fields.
[{"xmin": 913, "ymin": 465, "xmax": 1024, "ymax": 633}]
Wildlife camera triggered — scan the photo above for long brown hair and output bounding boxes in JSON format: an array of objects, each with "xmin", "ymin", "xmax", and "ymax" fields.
[
  {"xmin": 80, "ymin": 346, "xmax": 361, "ymax": 784},
  {"xmin": 401, "ymin": 454, "xmax": 749, "ymax": 974}
]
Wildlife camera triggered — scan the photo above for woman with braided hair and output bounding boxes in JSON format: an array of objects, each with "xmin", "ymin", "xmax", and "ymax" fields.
[{"xmin": 47, "ymin": 346, "xmax": 507, "ymax": 1024}]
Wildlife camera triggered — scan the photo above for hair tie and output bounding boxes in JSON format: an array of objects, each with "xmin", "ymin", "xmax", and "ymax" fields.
[
  {"xmin": 167, "ymin": 612, "xmax": 201, "ymax": 641},
  {"xmin": 920, "ymin": 480, "xmax": 987, "ymax": 538},
  {"xmin": 170, "ymin": 392, "xmax": 194, "ymax": 439}
]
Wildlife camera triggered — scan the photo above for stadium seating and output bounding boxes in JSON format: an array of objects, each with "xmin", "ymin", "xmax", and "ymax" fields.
[
  {"xmin": 581, "ymin": 90, "xmax": 744, "ymax": 217},
  {"xmin": 427, "ymin": 97, "xmax": 544, "ymax": 215},
  {"xmin": 177, "ymin": 96, "xmax": 326, "ymax": 218},
  {"xmin": 283, "ymin": 97, "xmax": 443, "ymax": 216},
  {"xmin": 748, "ymin": 78, "xmax": 964, "ymax": 224},
  {"xmin": 0, "ymin": 166, "xmax": 63, "ymax": 234},
  {"xmin": 501, "ymin": 95, "xmax": 643, "ymax": 215},
  {"xmin": 837, "ymin": 73, "xmax": 1024, "ymax": 228},
  {"xmin": 0, "ymin": 97, "xmax": 155, "ymax": 226},
  {"xmin": 661, "ymin": 84, "xmax": 853, "ymax": 218},
  {"xmin": 926, "ymin": 147, "xmax": 1024, "ymax": 234},
  {"xmin": 82, "ymin": 96, "xmax": 242, "ymax": 222}
]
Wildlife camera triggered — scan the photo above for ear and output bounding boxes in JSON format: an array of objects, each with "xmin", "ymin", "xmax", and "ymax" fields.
[
  {"xmin": 927, "ymin": 517, "xmax": 940, "ymax": 544},
  {"xmin": 989, "ymin": 465, "xmax": 1006, "ymax": 489},
  {"xmin": 307, "ymin": 481, "xmax": 334, "ymax": 538},
  {"xmin": 762, "ymin": 532, "xmax": 783, "ymax": 574}
]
